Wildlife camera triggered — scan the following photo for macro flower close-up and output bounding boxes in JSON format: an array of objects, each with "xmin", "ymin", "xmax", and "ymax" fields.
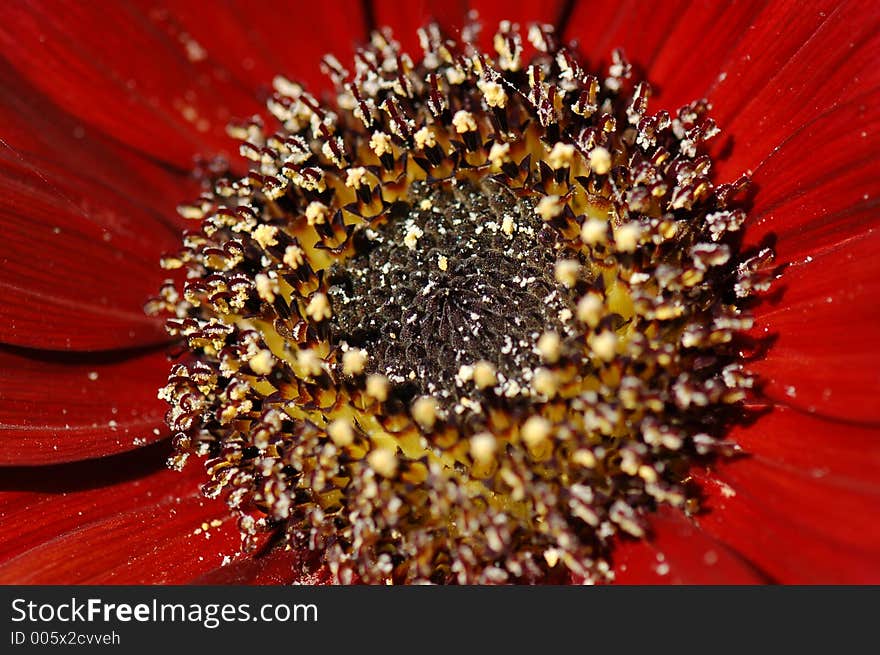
[{"xmin": 1, "ymin": 0, "xmax": 878, "ymax": 585}]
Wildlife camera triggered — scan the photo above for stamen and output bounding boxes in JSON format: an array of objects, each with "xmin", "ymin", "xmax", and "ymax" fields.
[{"xmin": 149, "ymin": 17, "xmax": 770, "ymax": 584}]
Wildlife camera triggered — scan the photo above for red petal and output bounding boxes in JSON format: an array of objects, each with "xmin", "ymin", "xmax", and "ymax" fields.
[
  {"xmin": 0, "ymin": 449, "xmax": 249, "ymax": 584},
  {"xmin": 0, "ymin": 2, "xmax": 251, "ymax": 166},
  {"xmin": 0, "ymin": 59, "xmax": 197, "ymax": 226},
  {"xmin": 612, "ymin": 505, "xmax": 770, "ymax": 584},
  {"xmin": 691, "ymin": 407, "xmax": 880, "ymax": 583},
  {"xmin": 0, "ymin": 147, "xmax": 179, "ymax": 351},
  {"xmin": 0, "ymin": 2, "xmax": 368, "ymax": 168},
  {"xmin": 0, "ymin": 444, "xmax": 180, "ymax": 563},
  {"xmin": 748, "ymin": 229, "xmax": 880, "ymax": 424},
  {"xmin": 730, "ymin": 406, "xmax": 880, "ymax": 496},
  {"xmin": 566, "ymin": 0, "xmax": 767, "ymax": 110},
  {"xmin": 692, "ymin": 469, "xmax": 880, "ymax": 584},
  {"xmin": 710, "ymin": 0, "xmax": 880, "ymax": 183},
  {"xmin": 0, "ymin": 58, "xmax": 210, "ymax": 351},
  {"xmin": 735, "ymin": 94, "xmax": 880, "ymax": 262},
  {"xmin": 192, "ymin": 546, "xmax": 332, "ymax": 585},
  {"xmin": 469, "ymin": 0, "xmax": 565, "ymax": 42},
  {"xmin": 0, "ymin": 347, "xmax": 172, "ymax": 465},
  {"xmin": 565, "ymin": 0, "xmax": 691, "ymax": 72},
  {"xmin": 133, "ymin": 0, "xmax": 367, "ymax": 100},
  {"xmin": 369, "ymin": 0, "xmax": 465, "ymax": 53},
  {"xmin": 628, "ymin": 0, "xmax": 767, "ymax": 111},
  {"xmin": 335, "ymin": 1, "xmax": 566, "ymax": 60}
]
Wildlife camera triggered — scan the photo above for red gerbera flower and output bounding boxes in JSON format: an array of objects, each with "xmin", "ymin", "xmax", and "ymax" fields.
[{"xmin": 1, "ymin": 0, "xmax": 878, "ymax": 584}]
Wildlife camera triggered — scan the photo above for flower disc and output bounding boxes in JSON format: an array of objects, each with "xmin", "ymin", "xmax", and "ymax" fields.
[{"xmin": 150, "ymin": 20, "xmax": 771, "ymax": 583}]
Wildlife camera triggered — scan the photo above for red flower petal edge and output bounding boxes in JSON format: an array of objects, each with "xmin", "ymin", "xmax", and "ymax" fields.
[
  {"xmin": 613, "ymin": 505, "xmax": 772, "ymax": 584},
  {"xmin": 690, "ymin": 408, "xmax": 880, "ymax": 583},
  {"xmin": 749, "ymin": 229, "xmax": 880, "ymax": 424},
  {"xmin": 0, "ymin": 347, "xmax": 171, "ymax": 465},
  {"xmin": 0, "ymin": 445, "xmax": 321, "ymax": 584}
]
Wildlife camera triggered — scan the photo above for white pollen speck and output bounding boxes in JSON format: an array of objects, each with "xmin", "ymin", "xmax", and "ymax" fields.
[
  {"xmin": 306, "ymin": 292, "xmax": 332, "ymax": 321},
  {"xmin": 589, "ymin": 147, "xmax": 612, "ymax": 175},
  {"xmin": 784, "ymin": 385, "xmax": 797, "ymax": 398},
  {"xmin": 249, "ymin": 349, "xmax": 275, "ymax": 376},
  {"xmin": 87, "ymin": 371, "xmax": 99, "ymax": 381},
  {"xmin": 446, "ymin": 66, "xmax": 466, "ymax": 85},
  {"xmin": 521, "ymin": 416, "xmax": 552, "ymax": 449},
  {"xmin": 412, "ymin": 396, "xmax": 439, "ymax": 429},
  {"xmin": 554, "ymin": 259, "xmax": 581, "ymax": 288},
  {"xmin": 283, "ymin": 244, "xmax": 305, "ymax": 269},
  {"xmin": 367, "ymin": 448, "xmax": 398, "ymax": 478},
  {"xmin": 589, "ymin": 331, "xmax": 617, "ymax": 361},
  {"xmin": 470, "ymin": 433, "xmax": 497, "ymax": 463},
  {"xmin": 452, "ymin": 110, "xmax": 478, "ymax": 133},
  {"xmin": 342, "ymin": 348, "xmax": 369, "ymax": 375},
  {"xmin": 345, "ymin": 167, "xmax": 369, "ymax": 188},
  {"xmin": 614, "ymin": 222, "xmax": 641, "ymax": 252},
  {"xmin": 369, "ymin": 131, "xmax": 393, "ymax": 157},
  {"xmin": 532, "ymin": 368, "xmax": 559, "ymax": 397},
  {"xmin": 414, "ymin": 126, "xmax": 436, "ymax": 149},
  {"xmin": 580, "ymin": 217, "xmax": 607, "ymax": 245},
  {"xmin": 296, "ymin": 349, "xmax": 324, "ymax": 377},
  {"xmin": 327, "ymin": 418, "xmax": 355, "ymax": 447},
  {"xmin": 477, "ymin": 79, "xmax": 507, "ymax": 108},
  {"xmin": 305, "ymin": 201, "xmax": 329, "ymax": 225},
  {"xmin": 252, "ymin": 224, "xmax": 279, "ymax": 249},
  {"xmin": 572, "ymin": 449, "xmax": 597, "ymax": 468},
  {"xmin": 366, "ymin": 374, "xmax": 389, "ymax": 402},
  {"xmin": 404, "ymin": 225, "xmax": 424, "ymax": 250},
  {"xmin": 254, "ymin": 273, "xmax": 276, "ymax": 302},
  {"xmin": 473, "ymin": 360, "xmax": 498, "ymax": 389},
  {"xmin": 535, "ymin": 195, "xmax": 564, "ymax": 221},
  {"xmin": 501, "ymin": 214, "xmax": 515, "ymax": 235},
  {"xmin": 547, "ymin": 142, "xmax": 576, "ymax": 169},
  {"xmin": 437, "ymin": 254, "xmax": 448, "ymax": 271},
  {"xmin": 182, "ymin": 35, "xmax": 207, "ymax": 62},
  {"xmin": 489, "ymin": 142, "xmax": 511, "ymax": 168},
  {"xmin": 537, "ymin": 331, "xmax": 562, "ymax": 363}
]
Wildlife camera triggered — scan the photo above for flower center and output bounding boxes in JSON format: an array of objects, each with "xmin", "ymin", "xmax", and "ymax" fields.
[
  {"xmin": 149, "ymin": 20, "xmax": 772, "ymax": 584},
  {"xmin": 328, "ymin": 179, "xmax": 579, "ymax": 405}
]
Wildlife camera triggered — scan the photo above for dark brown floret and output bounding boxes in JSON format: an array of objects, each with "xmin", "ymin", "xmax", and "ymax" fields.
[
  {"xmin": 328, "ymin": 178, "xmax": 582, "ymax": 405},
  {"xmin": 148, "ymin": 18, "xmax": 770, "ymax": 584}
]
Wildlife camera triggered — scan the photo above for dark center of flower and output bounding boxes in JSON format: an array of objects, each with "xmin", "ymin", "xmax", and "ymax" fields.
[
  {"xmin": 328, "ymin": 179, "xmax": 580, "ymax": 404},
  {"xmin": 148, "ymin": 19, "xmax": 773, "ymax": 584}
]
